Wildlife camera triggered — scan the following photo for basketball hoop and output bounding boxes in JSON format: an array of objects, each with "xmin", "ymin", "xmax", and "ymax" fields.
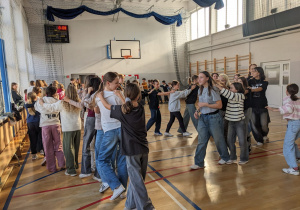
[{"xmin": 123, "ymin": 55, "xmax": 132, "ymax": 65}]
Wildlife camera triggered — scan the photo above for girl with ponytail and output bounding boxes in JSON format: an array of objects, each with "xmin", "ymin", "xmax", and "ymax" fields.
[
  {"xmin": 266, "ymin": 83, "xmax": 300, "ymax": 175},
  {"xmin": 25, "ymin": 92, "xmax": 42, "ymax": 160},
  {"xmin": 99, "ymin": 82, "xmax": 154, "ymax": 209}
]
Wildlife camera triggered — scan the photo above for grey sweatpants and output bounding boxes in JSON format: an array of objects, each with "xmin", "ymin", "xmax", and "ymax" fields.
[{"xmin": 125, "ymin": 154, "xmax": 154, "ymax": 210}]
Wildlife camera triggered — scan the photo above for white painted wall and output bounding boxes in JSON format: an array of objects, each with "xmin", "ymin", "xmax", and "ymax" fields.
[
  {"xmin": 61, "ymin": 15, "xmax": 178, "ymax": 85},
  {"xmin": 188, "ymin": 25, "xmax": 300, "ymax": 85}
]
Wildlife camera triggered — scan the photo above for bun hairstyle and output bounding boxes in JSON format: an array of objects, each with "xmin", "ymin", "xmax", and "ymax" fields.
[
  {"xmin": 27, "ymin": 92, "xmax": 37, "ymax": 115},
  {"xmin": 232, "ymin": 82, "xmax": 245, "ymax": 94},
  {"xmin": 121, "ymin": 83, "xmax": 141, "ymax": 114},
  {"xmin": 287, "ymin": 83, "xmax": 299, "ymax": 101},
  {"xmin": 199, "ymin": 71, "xmax": 214, "ymax": 96}
]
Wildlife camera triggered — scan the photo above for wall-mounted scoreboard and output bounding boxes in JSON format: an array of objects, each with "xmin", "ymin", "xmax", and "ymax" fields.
[{"xmin": 44, "ymin": 25, "xmax": 69, "ymax": 43}]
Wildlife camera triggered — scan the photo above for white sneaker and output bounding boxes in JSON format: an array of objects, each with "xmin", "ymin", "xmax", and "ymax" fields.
[
  {"xmin": 40, "ymin": 150, "xmax": 44, "ymax": 155},
  {"xmin": 190, "ymin": 165, "xmax": 203, "ymax": 170},
  {"xmin": 32, "ymin": 154, "xmax": 38, "ymax": 160},
  {"xmin": 218, "ymin": 159, "xmax": 228, "ymax": 165},
  {"xmin": 226, "ymin": 159, "xmax": 237, "ymax": 164},
  {"xmin": 110, "ymin": 185, "xmax": 125, "ymax": 200},
  {"xmin": 282, "ymin": 168, "xmax": 299, "ymax": 175},
  {"xmin": 40, "ymin": 157, "xmax": 46, "ymax": 166},
  {"xmin": 65, "ymin": 170, "xmax": 77, "ymax": 177},
  {"xmin": 263, "ymin": 136, "xmax": 269, "ymax": 143},
  {"xmin": 164, "ymin": 132, "xmax": 173, "ymax": 137},
  {"xmin": 79, "ymin": 173, "xmax": 92, "ymax": 178},
  {"xmin": 183, "ymin": 132, "xmax": 192, "ymax": 137},
  {"xmin": 154, "ymin": 132, "xmax": 162, "ymax": 136},
  {"xmin": 92, "ymin": 175, "xmax": 102, "ymax": 182},
  {"xmin": 99, "ymin": 182, "xmax": 109, "ymax": 193},
  {"xmin": 256, "ymin": 142, "xmax": 263, "ymax": 146},
  {"xmin": 297, "ymin": 159, "xmax": 300, "ymax": 163},
  {"xmin": 238, "ymin": 160, "xmax": 249, "ymax": 165}
]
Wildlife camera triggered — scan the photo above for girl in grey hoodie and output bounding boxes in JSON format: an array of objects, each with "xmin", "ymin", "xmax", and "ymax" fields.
[{"xmin": 164, "ymin": 80, "xmax": 195, "ymax": 137}]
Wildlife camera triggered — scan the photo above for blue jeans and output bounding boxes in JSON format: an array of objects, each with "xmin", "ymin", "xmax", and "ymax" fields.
[
  {"xmin": 177, "ymin": 104, "xmax": 198, "ymax": 133},
  {"xmin": 146, "ymin": 109, "xmax": 161, "ymax": 133},
  {"xmin": 95, "ymin": 130, "xmax": 117, "ymax": 183},
  {"xmin": 194, "ymin": 113, "xmax": 230, "ymax": 167},
  {"xmin": 283, "ymin": 120, "xmax": 300, "ymax": 168},
  {"xmin": 99, "ymin": 128, "xmax": 128, "ymax": 190},
  {"xmin": 227, "ymin": 120, "xmax": 249, "ymax": 161}
]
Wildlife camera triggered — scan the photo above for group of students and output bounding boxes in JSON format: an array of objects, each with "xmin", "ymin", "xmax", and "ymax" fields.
[{"xmin": 9, "ymin": 65, "xmax": 300, "ymax": 209}]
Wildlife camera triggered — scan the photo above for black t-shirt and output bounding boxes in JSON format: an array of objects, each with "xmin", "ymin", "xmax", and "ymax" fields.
[
  {"xmin": 248, "ymin": 79, "xmax": 268, "ymax": 108},
  {"xmin": 148, "ymin": 89, "xmax": 160, "ymax": 110},
  {"xmin": 185, "ymin": 85, "xmax": 199, "ymax": 104},
  {"xmin": 244, "ymin": 89, "xmax": 251, "ymax": 110},
  {"xmin": 110, "ymin": 103, "xmax": 149, "ymax": 156},
  {"xmin": 160, "ymin": 84, "xmax": 169, "ymax": 92}
]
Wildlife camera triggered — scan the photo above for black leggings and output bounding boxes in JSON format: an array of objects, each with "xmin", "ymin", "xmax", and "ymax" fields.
[{"xmin": 166, "ymin": 111, "xmax": 186, "ymax": 133}]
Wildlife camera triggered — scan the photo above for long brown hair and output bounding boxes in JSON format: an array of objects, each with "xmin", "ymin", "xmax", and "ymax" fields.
[
  {"xmin": 27, "ymin": 92, "xmax": 37, "ymax": 115},
  {"xmin": 199, "ymin": 71, "xmax": 214, "ymax": 96},
  {"xmin": 36, "ymin": 80, "xmax": 42, "ymax": 88},
  {"xmin": 121, "ymin": 83, "xmax": 141, "ymax": 114},
  {"xmin": 62, "ymin": 85, "xmax": 81, "ymax": 113},
  {"xmin": 287, "ymin": 83, "xmax": 299, "ymax": 101},
  {"xmin": 42, "ymin": 80, "xmax": 48, "ymax": 87}
]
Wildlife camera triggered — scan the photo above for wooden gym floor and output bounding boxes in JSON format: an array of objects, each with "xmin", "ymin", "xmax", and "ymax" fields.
[{"xmin": 1, "ymin": 102, "xmax": 300, "ymax": 210}]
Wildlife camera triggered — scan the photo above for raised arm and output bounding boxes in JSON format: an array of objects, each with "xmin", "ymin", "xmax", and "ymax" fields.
[{"xmin": 220, "ymin": 88, "xmax": 244, "ymax": 101}]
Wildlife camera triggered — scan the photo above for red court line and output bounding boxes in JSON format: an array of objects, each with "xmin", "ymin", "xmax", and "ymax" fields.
[
  {"xmin": 76, "ymin": 168, "xmax": 201, "ymax": 210},
  {"xmin": 12, "ymin": 181, "xmax": 98, "ymax": 198},
  {"xmin": 77, "ymin": 195, "xmax": 112, "ymax": 210}
]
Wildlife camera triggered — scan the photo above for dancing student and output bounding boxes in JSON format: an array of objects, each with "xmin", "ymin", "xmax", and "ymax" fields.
[
  {"xmin": 97, "ymin": 72, "xmax": 128, "ymax": 200},
  {"xmin": 191, "ymin": 71, "xmax": 230, "ymax": 169},
  {"xmin": 160, "ymin": 80, "xmax": 169, "ymax": 103},
  {"xmin": 99, "ymin": 83, "xmax": 155, "ymax": 209},
  {"xmin": 211, "ymin": 73, "xmax": 219, "ymax": 82},
  {"xmin": 25, "ymin": 92, "xmax": 42, "ymax": 160},
  {"xmin": 248, "ymin": 67, "xmax": 270, "ymax": 145},
  {"xmin": 27, "ymin": 80, "xmax": 35, "ymax": 93},
  {"xmin": 247, "ymin": 64, "xmax": 257, "ymax": 80},
  {"xmin": 215, "ymin": 82, "xmax": 249, "ymax": 164},
  {"xmin": 164, "ymin": 80, "xmax": 194, "ymax": 137},
  {"xmin": 178, "ymin": 75, "xmax": 199, "ymax": 133},
  {"xmin": 57, "ymin": 84, "xmax": 65, "ymax": 100},
  {"xmin": 34, "ymin": 86, "xmax": 65, "ymax": 172},
  {"xmin": 146, "ymin": 79, "xmax": 173, "ymax": 136},
  {"xmin": 238, "ymin": 77, "xmax": 252, "ymax": 152},
  {"xmin": 267, "ymin": 84, "xmax": 300, "ymax": 175},
  {"xmin": 218, "ymin": 74, "xmax": 231, "ymax": 143},
  {"xmin": 39, "ymin": 85, "xmax": 81, "ymax": 176}
]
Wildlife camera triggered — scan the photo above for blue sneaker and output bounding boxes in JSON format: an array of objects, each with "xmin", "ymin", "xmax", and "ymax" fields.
[{"xmin": 154, "ymin": 132, "xmax": 162, "ymax": 136}]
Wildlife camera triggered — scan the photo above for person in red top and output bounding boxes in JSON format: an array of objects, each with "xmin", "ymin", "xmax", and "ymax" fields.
[{"xmin": 57, "ymin": 84, "xmax": 65, "ymax": 100}]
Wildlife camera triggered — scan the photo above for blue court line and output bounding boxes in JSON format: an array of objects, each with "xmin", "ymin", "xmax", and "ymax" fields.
[
  {"xmin": 4, "ymin": 148, "xmax": 31, "ymax": 210},
  {"xmin": 148, "ymin": 163, "xmax": 201, "ymax": 210},
  {"xmin": 16, "ymin": 162, "xmax": 82, "ymax": 190},
  {"xmin": 16, "ymin": 170, "xmax": 62, "ymax": 190},
  {"xmin": 148, "ymin": 154, "xmax": 193, "ymax": 163}
]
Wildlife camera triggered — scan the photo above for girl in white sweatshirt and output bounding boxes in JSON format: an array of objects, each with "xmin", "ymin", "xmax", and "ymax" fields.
[
  {"xmin": 39, "ymin": 85, "xmax": 81, "ymax": 176},
  {"xmin": 35, "ymin": 86, "xmax": 65, "ymax": 172}
]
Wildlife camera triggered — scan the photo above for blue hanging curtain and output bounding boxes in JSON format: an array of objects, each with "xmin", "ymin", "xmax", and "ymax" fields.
[
  {"xmin": 193, "ymin": 0, "xmax": 224, "ymax": 10},
  {"xmin": 46, "ymin": 6, "xmax": 182, "ymax": 27}
]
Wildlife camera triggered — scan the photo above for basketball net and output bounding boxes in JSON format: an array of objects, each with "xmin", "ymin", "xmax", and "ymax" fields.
[{"xmin": 123, "ymin": 55, "xmax": 132, "ymax": 65}]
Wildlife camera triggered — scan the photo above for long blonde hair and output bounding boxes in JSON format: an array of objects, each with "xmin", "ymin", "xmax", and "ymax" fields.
[
  {"xmin": 62, "ymin": 85, "xmax": 81, "ymax": 113},
  {"xmin": 219, "ymin": 74, "xmax": 231, "ymax": 88},
  {"xmin": 27, "ymin": 92, "xmax": 37, "ymax": 115}
]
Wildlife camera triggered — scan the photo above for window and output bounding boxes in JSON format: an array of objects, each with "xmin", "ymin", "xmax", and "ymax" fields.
[
  {"xmin": 217, "ymin": 0, "xmax": 243, "ymax": 32},
  {"xmin": 190, "ymin": 7, "xmax": 210, "ymax": 40}
]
